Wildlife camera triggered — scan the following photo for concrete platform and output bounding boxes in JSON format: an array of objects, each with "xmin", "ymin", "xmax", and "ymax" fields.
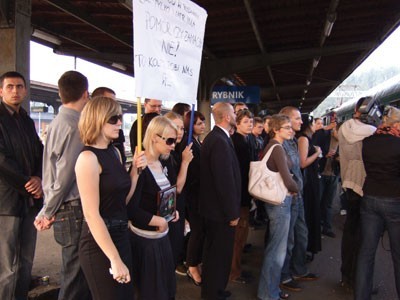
[{"xmin": 30, "ymin": 212, "xmax": 397, "ymax": 300}]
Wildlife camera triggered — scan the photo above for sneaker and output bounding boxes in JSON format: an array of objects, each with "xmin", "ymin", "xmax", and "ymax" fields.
[
  {"xmin": 280, "ymin": 279, "xmax": 302, "ymax": 292},
  {"xmin": 175, "ymin": 263, "xmax": 188, "ymax": 276},
  {"xmin": 340, "ymin": 209, "xmax": 347, "ymax": 216},
  {"xmin": 293, "ymin": 272, "xmax": 319, "ymax": 281}
]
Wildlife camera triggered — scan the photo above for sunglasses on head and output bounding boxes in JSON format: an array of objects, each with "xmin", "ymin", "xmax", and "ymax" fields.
[
  {"xmin": 107, "ymin": 114, "xmax": 123, "ymax": 125},
  {"xmin": 157, "ymin": 134, "xmax": 177, "ymax": 146}
]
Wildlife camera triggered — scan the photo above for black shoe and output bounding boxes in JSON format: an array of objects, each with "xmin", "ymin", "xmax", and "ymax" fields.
[
  {"xmin": 280, "ymin": 280, "xmax": 302, "ymax": 292},
  {"xmin": 186, "ymin": 270, "xmax": 201, "ymax": 286},
  {"xmin": 293, "ymin": 272, "xmax": 319, "ymax": 281},
  {"xmin": 175, "ymin": 263, "xmax": 188, "ymax": 276}
]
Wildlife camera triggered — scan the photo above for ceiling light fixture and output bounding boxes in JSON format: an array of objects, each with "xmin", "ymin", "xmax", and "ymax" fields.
[
  {"xmin": 324, "ymin": 13, "xmax": 336, "ymax": 37},
  {"xmin": 111, "ymin": 62, "xmax": 127, "ymax": 71},
  {"xmin": 32, "ymin": 29, "xmax": 61, "ymax": 45},
  {"xmin": 312, "ymin": 57, "xmax": 321, "ymax": 68}
]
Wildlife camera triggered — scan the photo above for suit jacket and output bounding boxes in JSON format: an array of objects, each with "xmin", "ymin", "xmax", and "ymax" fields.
[{"xmin": 199, "ymin": 126, "xmax": 241, "ymax": 223}]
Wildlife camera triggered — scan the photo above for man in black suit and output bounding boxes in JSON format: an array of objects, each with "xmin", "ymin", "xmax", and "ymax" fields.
[{"xmin": 199, "ymin": 102, "xmax": 241, "ymax": 300}]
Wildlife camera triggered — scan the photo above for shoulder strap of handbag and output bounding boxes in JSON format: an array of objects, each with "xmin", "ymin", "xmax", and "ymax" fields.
[{"xmin": 261, "ymin": 143, "xmax": 281, "ymax": 165}]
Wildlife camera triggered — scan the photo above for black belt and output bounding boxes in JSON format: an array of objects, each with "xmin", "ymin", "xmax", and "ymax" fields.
[{"xmin": 103, "ymin": 219, "xmax": 128, "ymax": 230}]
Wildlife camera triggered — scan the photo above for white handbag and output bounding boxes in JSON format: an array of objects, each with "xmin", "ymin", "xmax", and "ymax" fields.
[{"xmin": 248, "ymin": 144, "xmax": 288, "ymax": 205}]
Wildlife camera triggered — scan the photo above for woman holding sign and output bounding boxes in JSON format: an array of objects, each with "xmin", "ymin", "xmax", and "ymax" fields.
[{"xmin": 127, "ymin": 116, "xmax": 180, "ymax": 300}]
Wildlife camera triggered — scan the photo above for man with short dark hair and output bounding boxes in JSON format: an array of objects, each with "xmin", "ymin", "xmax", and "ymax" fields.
[
  {"xmin": 233, "ymin": 102, "xmax": 248, "ymax": 114},
  {"xmin": 0, "ymin": 71, "xmax": 44, "ymax": 300},
  {"xmin": 91, "ymin": 86, "xmax": 115, "ymax": 99},
  {"xmin": 35, "ymin": 71, "xmax": 91, "ymax": 300},
  {"xmin": 129, "ymin": 98, "xmax": 162, "ymax": 153}
]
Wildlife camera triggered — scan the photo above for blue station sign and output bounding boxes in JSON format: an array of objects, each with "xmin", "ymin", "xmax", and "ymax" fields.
[{"xmin": 211, "ymin": 86, "xmax": 260, "ymax": 104}]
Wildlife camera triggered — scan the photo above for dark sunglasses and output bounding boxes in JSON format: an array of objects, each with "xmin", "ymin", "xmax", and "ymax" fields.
[
  {"xmin": 107, "ymin": 114, "xmax": 123, "ymax": 125},
  {"xmin": 157, "ymin": 134, "xmax": 177, "ymax": 146}
]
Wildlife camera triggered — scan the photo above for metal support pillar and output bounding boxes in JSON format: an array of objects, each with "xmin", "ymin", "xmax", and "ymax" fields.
[{"xmin": 0, "ymin": 0, "xmax": 32, "ymax": 112}]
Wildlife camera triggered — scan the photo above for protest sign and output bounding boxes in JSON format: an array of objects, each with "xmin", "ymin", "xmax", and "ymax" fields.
[{"xmin": 133, "ymin": 0, "xmax": 207, "ymax": 104}]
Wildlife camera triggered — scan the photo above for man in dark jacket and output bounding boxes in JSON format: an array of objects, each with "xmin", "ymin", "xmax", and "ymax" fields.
[
  {"xmin": 0, "ymin": 71, "xmax": 43, "ymax": 299},
  {"xmin": 200, "ymin": 102, "xmax": 241, "ymax": 300}
]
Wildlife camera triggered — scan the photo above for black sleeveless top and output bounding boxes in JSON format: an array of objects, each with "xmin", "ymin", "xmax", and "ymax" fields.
[{"xmin": 83, "ymin": 145, "xmax": 130, "ymax": 220}]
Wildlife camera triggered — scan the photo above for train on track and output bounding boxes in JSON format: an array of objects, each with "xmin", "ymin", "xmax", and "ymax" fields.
[{"xmin": 319, "ymin": 74, "xmax": 400, "ymax": 125}]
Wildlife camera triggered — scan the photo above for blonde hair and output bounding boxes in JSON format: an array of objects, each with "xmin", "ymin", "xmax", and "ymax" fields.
[
  {"xmin": 79, "ymin": 96, "xmax": 121, "ymax": 145},
  {"xmin": 164, "ymin": 111, "xmax": 183, "ymax": 122},
  {"xmin": 383, "ymin": 106, "xmax": 400, "ymax": 126},
  {"xmin": 143, "ymin": 116, "xmax": 177, "ymax": 159},
  {"xmin": 212, "ymin": 102, "xmax": 232, "ymax": 124}
]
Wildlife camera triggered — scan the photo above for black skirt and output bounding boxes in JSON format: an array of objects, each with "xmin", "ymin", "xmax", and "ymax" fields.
[{"xmin": 130, "ymin": 232, "xmax": 176, "ymax": 300}]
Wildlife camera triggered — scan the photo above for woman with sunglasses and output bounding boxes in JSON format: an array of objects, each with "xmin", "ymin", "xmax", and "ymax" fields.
[
  {"xmin": 127, "ymin": 116, "xmax": 181, "ymax": 300},
  {"xmin": 75, "ymin": 97, "xmax": 146, "ymax": 300}
]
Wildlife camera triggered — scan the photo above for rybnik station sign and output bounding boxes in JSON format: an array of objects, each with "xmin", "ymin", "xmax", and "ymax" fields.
[{"xmin": 211, "ymin": 86, "xmax": 260, "ymax": 104}]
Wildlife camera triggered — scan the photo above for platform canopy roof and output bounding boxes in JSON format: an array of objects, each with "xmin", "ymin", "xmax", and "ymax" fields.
[{"xmin": 31, "ymin": 0, "xmax": 400, "ymax": 112}]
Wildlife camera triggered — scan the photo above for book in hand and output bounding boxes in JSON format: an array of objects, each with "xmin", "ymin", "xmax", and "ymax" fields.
[{"xmin": 157, "ymin": 185, "xmax": 177, "ymax": 222}]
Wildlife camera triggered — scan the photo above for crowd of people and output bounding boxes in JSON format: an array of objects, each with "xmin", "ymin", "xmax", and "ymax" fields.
[{"xmin": 0, "ymin": 69, "xmax": 398, "ymax": 300}]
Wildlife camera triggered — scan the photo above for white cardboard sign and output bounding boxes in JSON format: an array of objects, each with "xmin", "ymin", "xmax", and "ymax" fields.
[{"xmin": 133, "ymin": 0, "xmax": 207, "ymax": 104}]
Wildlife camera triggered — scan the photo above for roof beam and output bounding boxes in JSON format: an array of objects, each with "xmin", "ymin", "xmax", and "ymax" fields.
[
  {"xmin": 53, "ymin": 48, "xmax": 132, "ymax": 64},
  {"xmin": 119, "ymin": 0, "xmax": 132, "ymax": 11},
  {"xmin": 44, "ymin": 0, "xmax": 132, "ymax": 48},
  {"xmin": 243, "ymin": 0, "xmax": 280, "ymax": 101},
  {"xmin": 203, "ymin": 41, "xmax": 374, "ymax": 81},
  {"xmin": 261, "ymin": 81, "xmax": 337, "ymax": 98}
]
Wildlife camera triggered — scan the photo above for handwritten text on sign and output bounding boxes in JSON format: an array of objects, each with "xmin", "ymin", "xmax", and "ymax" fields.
[{"xmin": 133, "ymin": 0, "xmax": 207, "ymax": 104}]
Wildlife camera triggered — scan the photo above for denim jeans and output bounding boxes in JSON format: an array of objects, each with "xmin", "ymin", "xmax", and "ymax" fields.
[
  {"xmin": 341, "ymin": 189, "xmax": 361, "ymax": 287},
  {"xmin": 53, "ymin": 203, "xmax": 91, "ymax": 300},
  {"xmin": 0, "ymin": 206, "xmax": 38, "ymax": 300},
  {"xmin": 355, "ymin": 195, "xmax": 400, "ymax": 300},
  {"xmin": 320, "ymin": 175, "xmax": 339, "ymax": 232},
  {"xmin": 258, "ymin": 196, "xmax": 292, "ymax": 300},
  {"xmin": 281, "ymin": 194, "xmax": 309, "ymax": 282}
]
